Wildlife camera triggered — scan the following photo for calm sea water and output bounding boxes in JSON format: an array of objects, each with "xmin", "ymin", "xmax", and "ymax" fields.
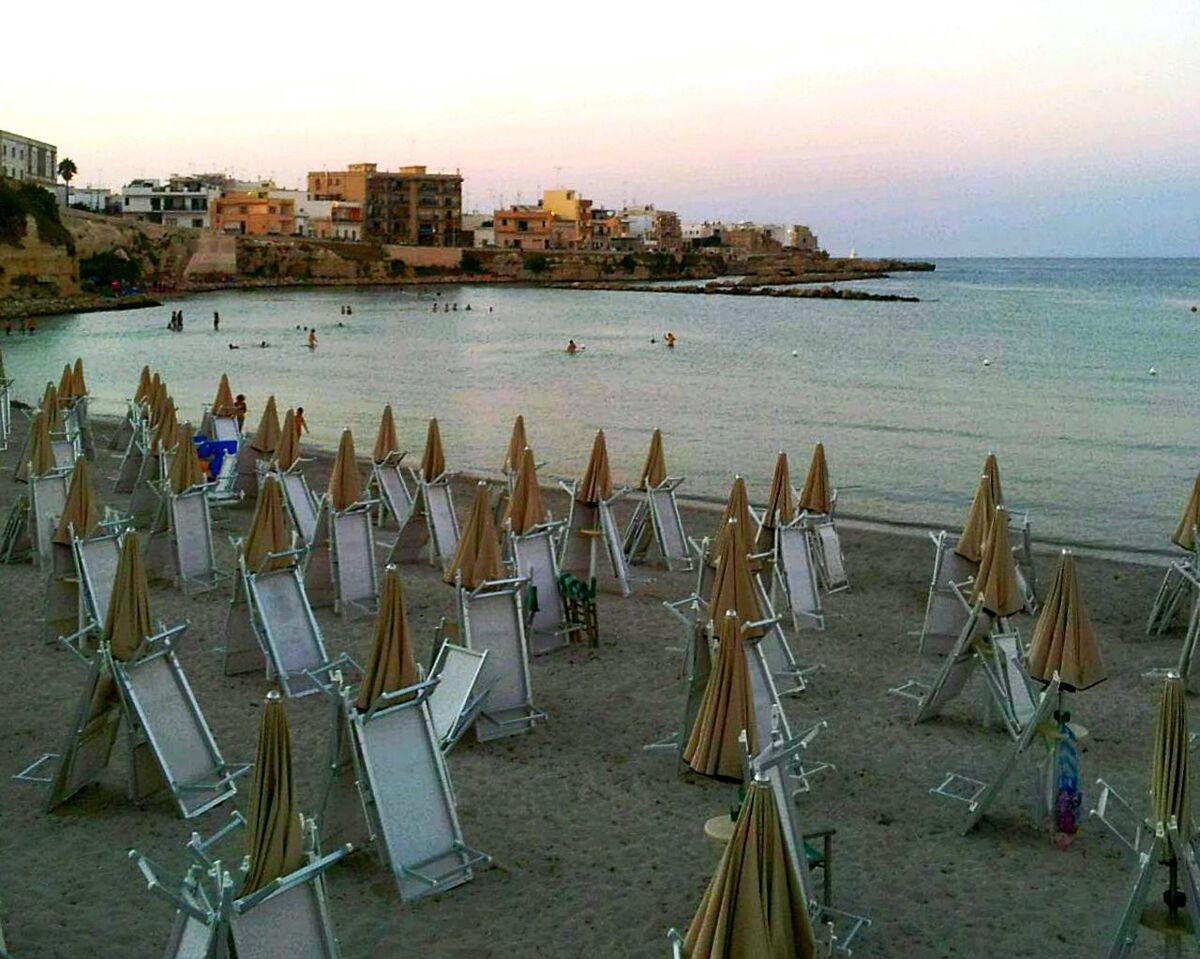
[{"xmin": 4, "ymin": 258, "xmax": 1198, "ymax": 551}]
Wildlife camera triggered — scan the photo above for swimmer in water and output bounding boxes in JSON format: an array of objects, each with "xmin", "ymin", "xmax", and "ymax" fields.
[
  {"xmin": 566, "ymin": 339, "xmax": 579, "ymax": 355},
  {"xmin": 308, "ymin": 329, "xmax": 317, "ymax": 350}
]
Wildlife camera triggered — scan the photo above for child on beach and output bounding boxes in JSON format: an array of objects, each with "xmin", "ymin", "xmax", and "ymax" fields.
[{"xmin": 294, "ymin": 407, "xmax": 309, "ymax": 438}]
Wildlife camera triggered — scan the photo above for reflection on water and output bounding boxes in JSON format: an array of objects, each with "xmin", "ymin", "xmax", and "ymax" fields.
[{"xmin": 4, "ymin": 258, "xmax": 1198, "ymax": 550}]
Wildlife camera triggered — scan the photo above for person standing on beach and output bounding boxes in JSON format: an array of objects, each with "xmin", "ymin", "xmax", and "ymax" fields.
[
  {"xmin": 308, "ymin": 329, "xmax": 318, "ymax": 350},
  {"xmin": 295, "ymin": 407, "xmax": 309, "ymax": 438},
  {"xmin": 234, "ymin": 394, "xmax": 248, "ymax": 431}
]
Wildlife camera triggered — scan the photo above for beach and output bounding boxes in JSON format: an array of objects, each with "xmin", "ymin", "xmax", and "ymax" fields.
[{"xmin": 0, "ymin": 411, "xmax": 1188, "ymax": 958}]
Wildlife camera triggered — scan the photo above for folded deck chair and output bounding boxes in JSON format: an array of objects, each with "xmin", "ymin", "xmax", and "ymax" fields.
[
  {"xmin": 428, "ymin": 643, "xmax": 490, "ymax": 752},
  {"xmin": 1, "ymin": 496, "xmax": 31, "ymax": 563},
  {"xmin": 200, "ymin": 411, "xmax": 241, "ymax": 447},
  {"xmin": 275, "ymin": 467, "xmax": 318, "ymax": 544},
  {"xmin": 774, "ymin": 521, "xmax": 825, "ymax": 631},
  {"xmin": 369, "ymin": 458, "xmax": 415, "ymax": 530},
  {"xmin": 51, "ymin": 438, "xmax": 76, "ymax": 472},
  {"xmin": 224, "ymin": 550, "xmax": 332, "ymax": 698},
  {"xmin": 66, "ymin": 527, "xmax": 124, "ymax": 650},
  {"xmin": 15, "ymin": 622, "xmax": 247, "ymax": 818},
  {"xmin": 752, "ymin": 570, "xmax": 818, "ymax": 696},
  {"xmin": 663, "ymin": 538, "xmax": 715, "ymax": 630},
  {"xmin": 206, "ymin": 452, "xmax": 243, "ymax": 509},
  {"xmin": 1147, "ymin": 554, "xmax": 1199, "ymax": 637},
  {"xmin": 1150, "ymin": 581, "xmax": 1200, "ymax": 691},
  {"xmin": 165, "ymin": 487, "xmax": 226, "ymax": 594},
  {"xmin": 931, "ymin": 675, "xmax": 1061, "ymax": 834},
  {"xmin": 558, "ymin": 481, "xmax": 631, "ymax": 597},
  {"xmin": 0, "ymin": 376, "xmax": 12, "ymax": 451},
  {"xmin": 114, "ymin": 424, "xmax": 148, "ymax": 494},
  {"xmin": 511, "ymin": 523, "xmax": 574, "ymax": 654},
  {"xmin": 128, "ymin": 448, "xmax": 167, "ymax": 526},
  {"xmin": 420, "ymin": 472, "xmax": 461, "ymax": 571},
  {"xmin": 805, "ymin": 512, "xmax": 848, "ymax": 593},
  {"xmin": 457, "ymin": 576, "xmax": 546, "ymax": 741},
  {"xmin": 644, "ymin": 613, "xmax": 712, "ymax": 765},
  {"xmin": 319, "ymin": 677, "xmax": 491, "ymax": 902},
  {"xmin": 305, "ymin": 500, "xmax": 379, "ymax": 616},
  {"xmin": 106, "ymin": 399, "xmax": 141, "ymax": 452},
  {"xmin": 917, "ymin": 531, "xmax": 978, "ymax": 655},
  {"xmin": 28, "ymin": 471, "xmax": 69, "ymax": 569},
  {"xmin": 624, "ymin": 477, "xmax": 693, "ymax": 572}
]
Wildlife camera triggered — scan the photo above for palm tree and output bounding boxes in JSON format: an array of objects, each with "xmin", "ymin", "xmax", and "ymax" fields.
[{"xmin": 57, "ymin": 158, "xmax": 77, "ymax": 208}]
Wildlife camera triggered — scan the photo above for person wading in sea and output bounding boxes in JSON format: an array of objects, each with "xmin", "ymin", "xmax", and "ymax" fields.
[{"xmin": 308, "ymin": 329, "xmax": 317, "ymax": 350}]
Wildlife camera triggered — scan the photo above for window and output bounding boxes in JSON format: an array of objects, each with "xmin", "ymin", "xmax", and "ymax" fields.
[{"xmin": 192, "ymin": 218, "xmax": 203, "ymax": 228}]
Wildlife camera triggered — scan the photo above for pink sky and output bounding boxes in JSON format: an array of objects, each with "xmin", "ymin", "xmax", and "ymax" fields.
[{"xmin": 5, "ymin": 0, "xmax": 1198, "ymax": 255}]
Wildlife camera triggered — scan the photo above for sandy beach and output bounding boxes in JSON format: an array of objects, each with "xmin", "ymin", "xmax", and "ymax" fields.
[{"xmin": 0, "ymin": 412, "xmax": 1187, "ymax": 958}]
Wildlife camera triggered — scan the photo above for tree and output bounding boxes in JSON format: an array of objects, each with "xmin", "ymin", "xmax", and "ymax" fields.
[{"xmin": 57, "ymin": 158, "xmax": 77, "ymax": 208}]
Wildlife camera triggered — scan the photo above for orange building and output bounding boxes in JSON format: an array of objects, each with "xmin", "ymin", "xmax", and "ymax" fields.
[
  {"xmin": 493, "ymin": 206, "xmax": 555, "ymax": 250},
  {"xmin": 211, "ymin": 191, "xmax": 296, "ymax": 236},
  {"xmin": 307, "ymin": 162, "xmax": 376, "ymax": 204}
]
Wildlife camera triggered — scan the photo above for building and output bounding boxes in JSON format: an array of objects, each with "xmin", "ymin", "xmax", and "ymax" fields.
[
  {"xmin": 0, "ymin": 130, "xmax": 57, "ymax": 187},
  {"xmin": 786, "ymin": 224, "xmax": 819, "ymax": 253},
  {"xmin": 210, "ymin": 191, "xmax": 296, "ymax": 236},
  {"xmin": 613, "ymin": 204, "xmax": 682, "ymax": 252},
  {"xmin": 720, "ymin": 223, "xmax": 783, "ymax": 252},
  {"xmin": 309, "ymin": 203, "xmax": 363, "ymax": 241},
  {"xmin": 121, "ymin": 175, "xmax": 226, "ymax": 229},
  {"xmin": 541, "ymin": 189, "xmax": 593, "ymax": 248},
  {"xmin": 493, "ymin": 205, "xmax": 554, "ymax": 250},
  {"xmin": 311, "ymin": 162, "xmax": 463, "ymax": 245},
  {"xmin": 461, "ymin": 213, "xmax": 494, "ymax": 248},
  {"xmin": 53, "ymin": 184, "xmax": 115, "ymax": 213}
]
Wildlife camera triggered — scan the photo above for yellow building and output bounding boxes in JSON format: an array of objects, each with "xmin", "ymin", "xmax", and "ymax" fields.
[{"xmin": 541, "ymin": 189, "xmax": 592, "ymax": 247}]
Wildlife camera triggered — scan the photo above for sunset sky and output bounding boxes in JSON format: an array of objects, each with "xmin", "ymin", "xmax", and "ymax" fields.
[{"xmin": 5, "ymin": 0, "xmax": 1198, "ymax": 256}]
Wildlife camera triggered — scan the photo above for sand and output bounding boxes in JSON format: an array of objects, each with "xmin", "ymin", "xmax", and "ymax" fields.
[{"xmin": 0, "ymin": 412, "xmax": 1187, "ymax": 958}]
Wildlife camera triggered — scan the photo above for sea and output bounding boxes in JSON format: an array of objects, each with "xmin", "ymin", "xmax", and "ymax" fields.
[{"xmin": 3, "ymin": 258, "xmax": 1197, "ymax": 552}]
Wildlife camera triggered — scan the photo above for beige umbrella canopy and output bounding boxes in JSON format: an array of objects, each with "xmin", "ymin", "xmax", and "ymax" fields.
[
  {"xmin": 954, "ymin": 472, "xmax": 997, "ymax": 563},
  {"xmin": 275, "ymin": 409, "xmax": 300, "ymax": 472},
  {"xmin": 53, "ymin": 459, "xmax": 100, "ymax": 546},
  {"xmin": 243, "ymin": 475, "xmax": 292, "ymax": 573},
  {"xmin": 683, "ymin": 779, "xmax": 816, "ymax": 959},
  {"xmin": 503, "ymin": 414, "xmax": 529, "ymax": 475},
  {"xmin": 683, "ymin": 609, "xmax": 757, "ymax": 780},
  {"xmin": 797, "ymin": 442, "xmax": 832, "ymax": 515},
  {"xmin": 1171, "ymin": 474, "xmax": 1200, "ymax": 552},
  {"xmin": 639, "ymin": 429, "xmax": 668, "ymax": 491},
  {"xmin": 1027, "ymin": 551, "xmax": 1106, "ymax": 691},
  {"xmin": 105, "ymin": 534, "xmax": 153, "ymax": 662},
  {"xmin": 577, "ymin": 430, "xmax": 613, "ymax": 505},
  {"xmin": 328, "ymin": 428, "xmax": 363, "ymax": 511},
  {"xmin": 134, "ymin": 366, "xmax": 152, "ymax": 405},
  {"xmin": 0, "ymin": 348, "xmax": 6, "ymax": 380},
  {"xmin": 25, "ymin": 410, "xmax": 56, "ymax": 480},
  {"xmin": 373, "ymin": 404, "xmax": 400, "ymax": 465},
  {"xmin": 57, "ymin": 364, "xmax": 73, "ymax": 403},
  {"xmin": 70, "ymin": 357, "xmax": 88, "ymax": 398},
  {"xmin": 212, "ymin": 373, "xmax": 235, "ymax": 417},
  {"xmin": 421, "ymin": 417, "xmax": 446, "ymax": 482},
  {"xmin": 504, "ymin": 447, "xmax": 544, "ymax": 536},
  {"xmin": 444, "ymin": 482, "xmax": 503, "ymax": 589},
  {"xmin": 982, "ymin": 451, "xmax": 1004, "ymax": 505},
  {"xmin": 709, "ymin": 518, "xmax": 765, "ymax": 639},
  {"xmin": 757, "ymin": 452, "xmax": 795, "ymax": 553},
  {"xmin": 41, "ymin": 381, "xmax": 62, "ymax": 433},
  {"xmin": 168, "ymin": 423, "xmax": 207, "ymax": 494},
  {"xmin": 710, "ymin": 476, "xmax": 756, "ymax": 568},
  {"xmin": 249, "ymin": 395, "xmax": 281, "ymax": 455},
  {"xmin": 1150, "ymin": 675, "xmax": 1190, "ymax": 839},
  {"xmin": 150, "ymin": 398, "xmax": 179, "ymax": 454},
  {"xmin": 972, "ymin": 506, "xmax": 1023, "ymax": 617},
  {"xmin": 357, "ymin": 566, "xmax": 420, "ymax": 712},
  {"xmin": 241, "ymin": 691, "xmax": 305, "ymax": 895}
]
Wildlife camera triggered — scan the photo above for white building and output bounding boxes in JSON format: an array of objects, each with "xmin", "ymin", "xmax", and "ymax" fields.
[
  {"xmin": 121, "ymin": 176, "xmax": 226, "ymax": 229},
  {"xmin": 0, "ymin": 130, "xmax": 57, "ymax": 187},
  {"xmin": 53, "ymin": 184, "xmax": 114, "ymax": 213},
  {"xmin": 682, "ymin": 221, "xmax": 717, "ymax": 241},
  {"xmin": 461, "ymin": 212, "xmax": 494, "ymax": 248}
]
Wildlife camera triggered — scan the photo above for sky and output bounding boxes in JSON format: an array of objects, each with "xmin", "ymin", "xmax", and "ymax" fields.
[{"xmin": 4, "ymin": 0, "xmax": 1198, "ymax": 256}]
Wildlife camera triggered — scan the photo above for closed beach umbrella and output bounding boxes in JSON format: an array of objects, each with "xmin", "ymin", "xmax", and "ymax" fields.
[
  {"xmin": 328, "ymin": 428, "xmax": 363, "ymax": 511},
  {"xmin": 972, "ymin": 506, "xmax": 1023, "ymax": 617},
  {"xmin": 26, "ymin": 410, "xmax": 56, "ymax": 480},
  {"xmin": 134, "ymin": 366, "xmax": 152, "ymax": 405},
  {"xmin": 249, "ymin": 395, "xmax": 281, "ymax": 455},
  {"xmin": 711, "ymin": 476, "xmax": 756, "ymax": 568},
  {"xmin": 504, "ymin": 414, "xmax": 528, "ymax": 475},
  {"xmin": 639, "ymin": 428, "xmax": 668, "ymax": 491},
  {"xmin": 373, "ymin": 404, "xmax": 400, "ymax": 465},
  {"xmin": 212, "ymin": 373, "xmax": 235, "ymax": 417},
  {"xmin": 683, "ymin": 779, "xmax": 816, "ymax": 959},
  {"xmin": 757, "ymin": 452, "xmax": 794, "ymax": 554},
  {"xmin": 982, "ymin": 451, "xmax": 1004, "ymax": 505},
  {"xmin": 105, "ymin": 534, "xmax": 152, "ymax": 662},
  {"xmin": 275, "ymin": 409, "xmax": 299, "ymax": 472},
  {"xmin": 148, "ymin": 372, "xmax": 164, "ymax": 413},
  {"xmin": 1150, "ymin": 674, "xmax": 1190, "ymax": 838},
  {"xmin": 444, "ymin": 482, "xmax": 503, "ymax": 589},
  {"xmin": 504, "ymin": 447, "xmax": 544, "ymax": 536},
  {"xmin": 150, "ymin": 398, "xmax": 178, "ymax": 454},
  {"xmin": 243, "ymin": 475, "xmax": 292, "ymax": 573},
  {"xmin": 57, "ymin": 364, "xmax": 73, "ymax": 403},
  {"xmin": 1171, "ymin": 474, "xmax": 1200, "ymax": 552},
  {"xmin": 41, "ymin": 381, "xmax": 62, "ymax": 434},
  {"xmin": 955, "ymin": 472, "xmax": 997, "ymax": 563},
  {"xmin": 1027, "ymin": 550, "xmax": 1106, "ymax": 691},
  {"xmin": 53, "ymin": 458, "xmax": 100, "ymax": 545},
  {"xmin": 577, "ymin": 429, "xmax": 613, "ymax": 505},
  {"xmin": 0, "ymin": 349, "xmax": 6, "ymax": 380},
  {"xmin": 356, "ymin": 565, "xmax": 420, "ymax": 711},
  {"xmin": 168, "ymin": 422, "xmax": 206, "ymax": 494},
  {"xmin": 797, "ymin": 442, "xmax": 832, "ymax": 516},
  {"xmin": 683, "ymin": 609, "xmax": 757, "ymax": 780},
  {"xmin": 70, "ymin": 357, "xmax": 88, "ymax": 397},
  {"xmin": 421, "ymin": 417, "xmax": 446, "ymax": 482},
  {"xmin": 241, "ymin": 691, "xmax": 305, "ymax": 895},
  {"xmin": 709, "ymin": 518, "xmax": 764, "ymax": 638}
]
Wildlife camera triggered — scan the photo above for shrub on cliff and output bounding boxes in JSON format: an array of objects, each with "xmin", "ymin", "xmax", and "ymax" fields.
[
  {"xmin": 79, "ymin": 250, "xmax": 140, "ymax": 289},
  {"xmin": 0, "ymin": 179, "xmax": 75, "ymax": 255},
  {"xmin": 460, "ymin": 251, "xmax": 483, "ymax": 274},
  {"xmin": 523, "ymin": 253, "xmax": 550, "ymax": 275}
]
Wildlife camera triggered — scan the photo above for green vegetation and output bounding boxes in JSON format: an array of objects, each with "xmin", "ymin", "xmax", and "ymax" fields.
[
  {"xmin": 79, "ymin": 251, "xmax": 141, "ymax": 288},
  {"xmin": 460, "ymin": 251, "xmax": 483, "ymax": 274},
  {"xmin": 523, "ymin": 253, "xmax": 550, "ymax": 275},
  {"xmin": 619, "ymin": 254, "xmax": 638, "ymax": 273},
  {"xmin": 0, "ymin": 178, "xmax": 75, "ymax": 254},
  {"xmin": 647, "ymin": 252, "xmax": 677, "ymax": 277},
  {"xmin": 388, "ymin": 259, "xmax": 409, "ymax": 278}
]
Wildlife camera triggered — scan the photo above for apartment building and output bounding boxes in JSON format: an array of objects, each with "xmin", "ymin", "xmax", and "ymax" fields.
[
  {"xmin": 210, "ymin": 191, "xmax": 296, "ymax": 235},
  {"xmin": 0, "ymin": 130, "xmax": 57, "ymax": 187},
  {"xmin": 310, "ymin": 162, "xmax": 462, "ymax": 245},
  {"xmin": 122, "ymin": 175, "xmax": 226, "ymax": 229},
  {"xmin": 493, "ymin": 205, "xmax": 554, "ymax": 250}
]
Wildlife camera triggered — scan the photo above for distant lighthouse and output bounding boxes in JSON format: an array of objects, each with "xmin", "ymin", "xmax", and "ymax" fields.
[{"xmin": 848, "ymin": 244, "xmax": 858, "ymax": 260}]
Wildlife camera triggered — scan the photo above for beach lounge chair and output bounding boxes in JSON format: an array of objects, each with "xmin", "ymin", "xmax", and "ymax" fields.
[
  {"xmin": 663, "ymin": 538, "xmax": 714, "ymax": 630},
  {"xmin": 457, "ymin": 575, "xmax": 545, "ymax": 741},
  {"xmin": 806, "ymin": 512, "xmax": 848, "ymax": 593},
  {"xmin": 0, "ymin": 373, "xmax": 11, "ymax": 452},
  {"xmin": 167, "ymin": 487, "xmax": 226, "ymax": 594},
  {"xmin": 559, "ymin": 480, "xmax": 631, "ymax": 597},
  {"xmin": 774, "ymin": 520, "xmax": 825, "ymax": 631},
  {"xmin": 28, "ymin": 470, "xmax": 69, "ymax": 569},
  {"xmin": 224, "ymin": 549, "xmax": 333, "ymax": 698},
  {"xmin": 1147, "ymin": 553, "xmax": 1199, "ymax": 637},
  {"xmin": 305, "ymin": 499, "xmax": 380, "ymax": 616},
  {"xmin": 106, "ymin": 399, "xmax": 142, "ymax": 452},
  {"xmin": 1146, "ymin": 575, "xmax": 1200, "ymax": 691},
  {"xmin": 624, "ymin": 477, "xmax": 693, "ymax": 572},
  {"xmin": 319, "ymin": 676, "xmax": 491, "ymax": 902},
  {"xmin": 421, "ymin": 472, "xmax": 461, "ymax": 570},
  {"xmin": 917, "ymin": 530, "xmax": 978, "ymax": 655},
  {"xmin": 428, "ymin": 643, "xmax": 490, "ymax": 752},
  {"xmin": 275, "ymin": 466, "xmax": 318, "ymax": 544},
  {"xmin": 751, "ymin": 567, "xmax": 819, "ymax": 695},
  {"xmin": 67, "ymin": 527, "xmax": 124, "ymax": 649},
  {"xmin": 930, "ymin": 675, "xmax": 1061, "ymax": 834},
  {"xmin": 511, "ymin": 523, "xmax": 575, "ymax": 653},
  {"xmin": 1, "ymin": 496, "xmax": 31, "ymax": 563},
  {"xmin": 114, "ymin": 422, "xmax": 149, "ymax": 494},
  {"xmin": 644, "ymin": 612, "xmax": 712, "ymax": 765},
  {"xmin": 369, "ymin": 457, "xmax": 415, "ymax": 530},
  {"xmin": 204, "ymin": 452, "xmax": 242, "ymax": 510},
  {"xmin": 16, "ymin": 622, "xmax": 247, "ymax": 818},
  {"xmin": 50, "ymin": 438, "xmax": 76, "ymax": 472}
]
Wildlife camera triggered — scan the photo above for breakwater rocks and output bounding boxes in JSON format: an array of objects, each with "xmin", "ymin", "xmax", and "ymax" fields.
[
  {"xmin": 553, "ymin": 282, "xmax": 920, "ymax": 302},
  {"xmin": 0, "ymin": 292, "xmax": 162, "ymax": 321}
]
